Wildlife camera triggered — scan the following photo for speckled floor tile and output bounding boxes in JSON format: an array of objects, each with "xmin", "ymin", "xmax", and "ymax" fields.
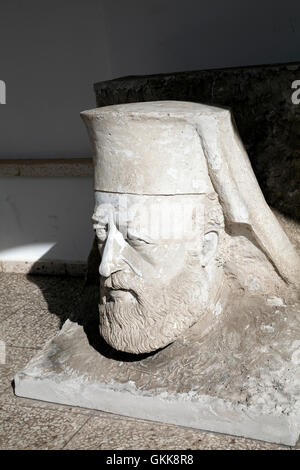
[
  {"xmin": 0, "ymin": 273, "xmax": 84, "ymax": 324},
  {"xmin": 0, "ymin": 346, "xmax": 40, "ymax": 392},
  {"xmin": 0, "ymin": 387, "xmax": 93, "ymax": 416},
  {"xmin": 0, "ymin": 298, "xmax": 28, "ymax": 323},
  {"xmin": 0, "ymin": 274, "xmax": 45, "ymax": 322},
  {"xmin": 0, "ymin": 273, "xmax": 41, "ymax": 298},
  {"xmin": 0, "ymin": 306, "xmax": 61, "ymax": 348},
  {"xmin": 0, "ymin": 369, "xmax": 12, "ymax": 393},
  {"xmin": 0, "ymin": 403, "xmax": 89, "ymax": 449},
  {"xmin": 63, "ymin": 415, "xmax": 289, "ymax": 450},
  {"xmin": 4, "ymin": 345, "xmax": 41, "ymax": 370},
  {"xmin": 0, "ymin": 274, "xmax": 297, "ymax": 450},
  {"xmin": 24, "ymin": 275, "xmax": 84, "ymax": 326},
  {"xmin": 0, "ymin": 274, "xmax": 33, "ymax": 322}
]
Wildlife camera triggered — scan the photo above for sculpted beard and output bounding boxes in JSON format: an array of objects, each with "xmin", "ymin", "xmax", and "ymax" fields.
[{"xmin": 98, "ymin": 256, "xmax": 208, "ymax": 354}]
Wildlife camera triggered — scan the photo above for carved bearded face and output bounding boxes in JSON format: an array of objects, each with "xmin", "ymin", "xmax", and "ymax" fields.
[{"xmin": 93, "ymin": 192, "xmax": 223, "ymax": 354}]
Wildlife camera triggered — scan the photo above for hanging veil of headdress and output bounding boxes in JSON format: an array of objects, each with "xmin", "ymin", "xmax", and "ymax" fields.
[
  {"xmin": 190, "ymin": 105, "xmax": 300, "ymax": 286},
  {"xmin": 81, "ymin": 101, "xmax": 300, "ymax": 286}
]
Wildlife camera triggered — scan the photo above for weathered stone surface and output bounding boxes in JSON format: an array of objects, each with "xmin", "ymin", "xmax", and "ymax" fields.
[
  {"xmin": 14, "ymin": 288, "xmax": 300, "ymax": 446},
  {"xmin": 94, "ymin": 63, "xmax": 300, "ymax": 220},
  {"xmin": 80, "ymin": 102, "xmax": 299, "ymax": 353}
]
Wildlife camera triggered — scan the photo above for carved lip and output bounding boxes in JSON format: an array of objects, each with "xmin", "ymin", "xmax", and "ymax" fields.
[
  {"xmin": 107, "ymin": 288, "xmax": 132, "ymax": 301},
  {"xmin": 106, "ymin": 288, "xmax": 138, "ymax": 302}
]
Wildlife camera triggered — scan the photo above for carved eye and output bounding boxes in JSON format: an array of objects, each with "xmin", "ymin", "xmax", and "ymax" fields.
[
  {"xmin": 127, "ymin": 232, "xmax": 151, "ymax": 247},
  {"xmin": 130, "ymin": 239, "xmax": 148, "ymax": 247}
]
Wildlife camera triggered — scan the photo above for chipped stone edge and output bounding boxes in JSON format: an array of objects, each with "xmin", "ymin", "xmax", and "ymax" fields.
[{"xmin": 14, "ymin": 370, "xmax": 300, "ymax": 446}]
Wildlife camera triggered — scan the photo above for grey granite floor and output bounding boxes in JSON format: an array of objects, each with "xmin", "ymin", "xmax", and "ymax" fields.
[{"xmin": 0, "ymin": 272, "xmax": 298, "ymax": 450}]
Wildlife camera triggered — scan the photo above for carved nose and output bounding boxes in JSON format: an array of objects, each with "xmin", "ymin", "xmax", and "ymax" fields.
[
  {"xmin": 99, "ymin": 261, "xmax": 114, "ymax": 278},
  {"xmin": 99, "ymin": 224, "xmax": 126, "ymax": 278}
]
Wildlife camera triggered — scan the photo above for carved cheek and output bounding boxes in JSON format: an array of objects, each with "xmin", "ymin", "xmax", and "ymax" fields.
[
  {"xmin": 119, "ymin": 243, "xmax": 156, "ymax": 278},
  {"xmin": 130, "ymin": 243, "xmax": 188, "ymax": 282}
]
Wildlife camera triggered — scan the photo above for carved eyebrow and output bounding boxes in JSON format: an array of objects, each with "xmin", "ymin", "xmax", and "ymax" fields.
[
  {"xmin": 92, "ymin": 213, "xmax": 99, "ymax": 222},
  {"xmin": 92, "ymin": 213, "xmax": 107, "ymax": 224}
]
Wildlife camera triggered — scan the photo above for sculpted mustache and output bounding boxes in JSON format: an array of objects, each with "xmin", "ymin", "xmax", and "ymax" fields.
[{"xmin": 103, "ymin": 272, "xmax": 142, "ymax": 296}]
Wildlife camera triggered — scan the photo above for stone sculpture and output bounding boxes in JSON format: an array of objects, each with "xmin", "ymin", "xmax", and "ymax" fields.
[
  {"xmin": 15, "ymin": 102, "xmax": 300, "ymax": 445},
  {"xmin": 80, "ymin": 101, "xmax": 299, "ymax": 354}
]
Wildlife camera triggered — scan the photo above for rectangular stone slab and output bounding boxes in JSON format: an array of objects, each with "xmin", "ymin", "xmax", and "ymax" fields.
[{"xmin": 14, "ymin": 295, "xmax": 300, "ymax": 446}]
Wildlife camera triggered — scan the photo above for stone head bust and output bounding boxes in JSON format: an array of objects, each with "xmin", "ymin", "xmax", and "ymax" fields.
[{"xmin": 81, "ymin": 101, "xmax": 300, "ymax": 354}]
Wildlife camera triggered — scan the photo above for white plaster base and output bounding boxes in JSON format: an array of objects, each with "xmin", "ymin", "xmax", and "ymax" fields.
[{"xmin": 14, "ymin": 295, "xmax": 300, "ymax": 446}]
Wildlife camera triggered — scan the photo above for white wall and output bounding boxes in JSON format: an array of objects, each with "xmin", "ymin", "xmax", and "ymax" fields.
[
  {"xmin": 0, "ymin": 177, "xmax": 94, "ymax": 266},
  {"xmin": 0, "ymin": 0, "xmax": 299, "ymax": 267},
  {"xmin": 0, "ymin": 0, "xmax": 111, "ymax": 159},
  {"xmin": 0, "ymin": 0, "xmax": 299, "ymax": 159},
  {"xmin": 103, "ymin": 0, "xmax": 300, "ymax": 77}
]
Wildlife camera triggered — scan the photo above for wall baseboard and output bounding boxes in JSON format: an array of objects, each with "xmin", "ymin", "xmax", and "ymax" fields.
[
  {"xmin": 0, "ymin": 158, "xmax": 93, "ymax": 177},
  {"xmin": 0, "ymin": 259, "xmax": 87, "ymax": 277}
]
